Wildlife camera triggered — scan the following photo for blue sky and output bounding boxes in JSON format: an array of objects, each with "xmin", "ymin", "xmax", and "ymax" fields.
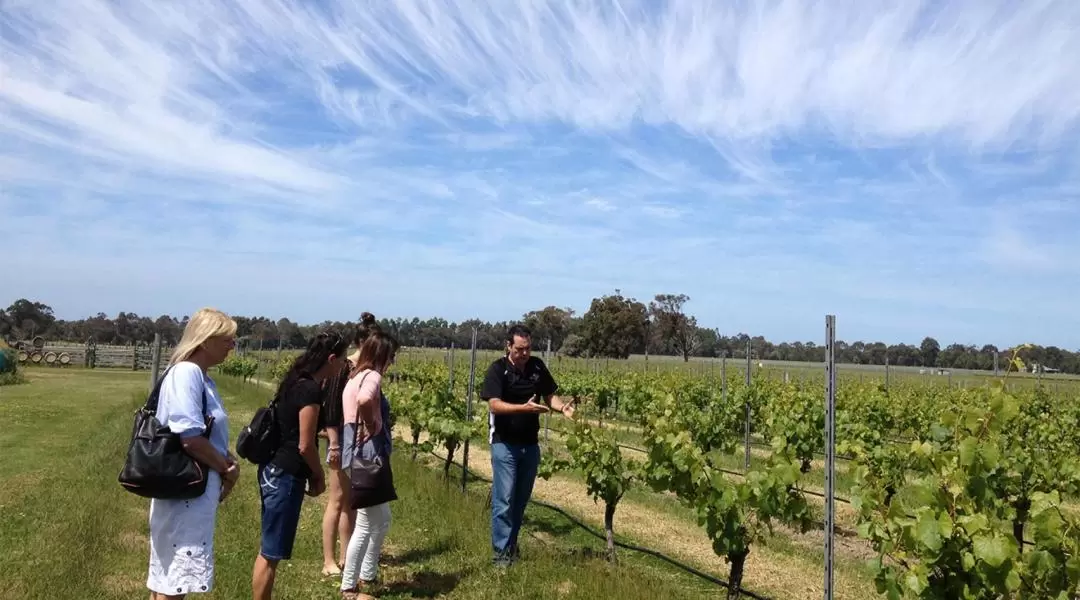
[{"xmin": 2, "ymin": 0, "xmax": 1079, "ymax": 349}]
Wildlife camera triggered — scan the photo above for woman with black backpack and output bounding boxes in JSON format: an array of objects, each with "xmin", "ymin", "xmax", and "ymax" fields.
[{"xmin": 251, "ymin": 331, "xmax": 350, "ymax": 600}]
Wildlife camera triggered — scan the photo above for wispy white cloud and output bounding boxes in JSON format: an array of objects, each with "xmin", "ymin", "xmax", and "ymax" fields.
[{"xmin": 2, "ymin": 0, "xmax": 1079, "ymax": 346}]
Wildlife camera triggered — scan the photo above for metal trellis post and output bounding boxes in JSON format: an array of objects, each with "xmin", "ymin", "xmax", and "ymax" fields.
[
  {"xmin": 744, "ymin": 340, "xmax": 752, "ymax": 472},
  {"xmin": 824, "ymin": 315, "xmax": 837, "ymax": 600},
  {"xmin": 462, "ymin": 328, "xmax": 478, "ymax": 494}
]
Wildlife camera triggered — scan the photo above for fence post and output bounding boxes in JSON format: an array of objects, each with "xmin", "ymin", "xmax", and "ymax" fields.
[
  {"xmin": 462, "ymin": 327, "xmax": 478, "ymax": 494},
  {"xmin": 824, "ymin": 315, "xmax": 837, "ymax": 600},
  {"xmin": 885, "ymin": 356, "xmax": 890, "ymax": 393},
  {"xmin": 132, "ymin": 343, "xmax": 139, "ymax": 371},
  {"xmin": 149, "ymin": 334, "xmax": 162, "ymax": 391}
]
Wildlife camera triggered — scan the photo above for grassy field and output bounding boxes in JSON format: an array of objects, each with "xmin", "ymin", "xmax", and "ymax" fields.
[{"xmin": 0, "ymin": 368, "xmax": 732, "ymax": 599}]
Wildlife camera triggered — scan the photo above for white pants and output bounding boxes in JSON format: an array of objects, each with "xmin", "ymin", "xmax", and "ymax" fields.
[{"xmin": 341, "ymin": 502, "xmax": 391, "ymax": 590}]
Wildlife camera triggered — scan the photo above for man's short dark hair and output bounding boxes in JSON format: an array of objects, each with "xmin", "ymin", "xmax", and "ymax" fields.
[{"xmin": 506, "ymin": 324, "xmax": 532, "ymax": 343}]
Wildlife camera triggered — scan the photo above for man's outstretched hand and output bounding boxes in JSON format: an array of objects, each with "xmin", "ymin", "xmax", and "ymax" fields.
[{"xmin": 522, "ymin": 395, "xmax": 551, "ymax": 414}]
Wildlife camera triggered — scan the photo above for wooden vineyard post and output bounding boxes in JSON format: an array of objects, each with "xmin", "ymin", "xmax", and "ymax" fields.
[
  {"xmin": 824, "ymin": 315, "xmax": 837, "ymax": 600},
  {"xmin": 744, "ymin": 339, "xmax": 751, "ymax": 472},
  {"xmin": 448, "ymin": 342, "xmax": 456, "ymax": 393},
  {"xmin": 721, "ymin": 352, "xmax": 727, "ymax": 404},
  {"xmin": 885, "ymin": 356, "xmax": 890, "ymax": 393},
  {"xmin": 993, "ymin": 351, "xmax": 1000, "ymax": 376},
  {"xmin": 148, "ymin": 334, "xmax": 162, "ymax": 391},
  {"xmin": 462, "ymin": 327, "xmax": 478, "ymax": 494},
  {"xmin": 132, "ymin": 343, "xmax": 139, "ymax": 371}
]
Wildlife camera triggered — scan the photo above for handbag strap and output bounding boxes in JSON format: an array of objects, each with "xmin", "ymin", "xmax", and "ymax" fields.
[
  {"xmin": 143, "ymin": 365, "xmax": 174, "ymax": 413},
  {"xmin": 350, "ymin": 370, "xmax": 377, "ymax": 447},
  {"xmin": 144, "ymin": 364, "xmax": 211, "ymax": 424}
]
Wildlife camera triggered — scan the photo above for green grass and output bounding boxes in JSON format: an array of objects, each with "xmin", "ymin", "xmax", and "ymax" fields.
[{"xmin": 0, "ymin": 369, "xmax": 726, "ymax": 599}]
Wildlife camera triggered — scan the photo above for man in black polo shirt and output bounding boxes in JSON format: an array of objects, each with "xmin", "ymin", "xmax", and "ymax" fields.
[{"xmin": 480, "ymin": 324, "xmax": 575, "ymax": 567}]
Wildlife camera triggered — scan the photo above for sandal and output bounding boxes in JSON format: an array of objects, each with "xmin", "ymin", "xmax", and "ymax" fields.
[
  {"xmin": 322, "ymin": 564, "xmax": 342, "ymax": 577},
  {"xmin": 340, "ymin": 587, "xmax": 377, "ymax": 600}
]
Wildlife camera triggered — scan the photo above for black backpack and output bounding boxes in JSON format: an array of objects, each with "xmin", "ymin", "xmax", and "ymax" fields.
[{"xmin": 235, "ymin": 394, "xmax": 280, "ymax": 465}]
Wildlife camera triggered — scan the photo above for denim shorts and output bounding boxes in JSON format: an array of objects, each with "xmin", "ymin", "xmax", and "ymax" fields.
[{"xmin": 258, "ymin": 463, "xmax": 307, "ymax": 561}]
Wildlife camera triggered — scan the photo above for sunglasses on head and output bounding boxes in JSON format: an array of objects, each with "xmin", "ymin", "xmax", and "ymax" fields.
[{"xmin": 316, "ymin": 331, "xmax": 344, "ymax": 349}]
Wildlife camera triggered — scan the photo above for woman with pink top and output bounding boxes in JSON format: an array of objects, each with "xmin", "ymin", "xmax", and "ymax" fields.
[
  {"xmin": 339, "ymin": 329, "xmax": 400, "ymax": 600},
  {"xmin": 321, "ymin": 312, "xmax": 381, "ymax": 577}
]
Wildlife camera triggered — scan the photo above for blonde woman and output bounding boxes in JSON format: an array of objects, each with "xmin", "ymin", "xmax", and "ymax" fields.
[{"xmin": 146, "ymin": 308, "xmax": 240, "ymax": 599}]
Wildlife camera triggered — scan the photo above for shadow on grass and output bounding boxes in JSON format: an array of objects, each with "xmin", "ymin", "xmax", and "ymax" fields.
[
  {"xmin": 523, "ymin": 512, "xmax": 576, "ymax": 537},
  {"xmin": 380, "ymin": 569, "xmax": 463, "ymax": 598},
  {"xmin": 382, "ymin": 537, "xmax": 453, "ymax": 566}
]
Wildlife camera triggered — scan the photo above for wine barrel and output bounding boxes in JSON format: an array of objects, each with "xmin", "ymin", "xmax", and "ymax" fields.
[
  {"xmin": 17, "ymin": 350, "xmax": 29, "ymax": 363},
  {"xmin": 30, "ymin": 351, "xmax": 43, "ymax": 363},
  {"xmin": 32, "ymin": 336, "xmax": 45, "ymax": 349},
  {"xmin": 59, "ymin": 352, "xmax": 72, "ymax": 365},
  {"xmin": 45, "ymin": 351, "xmax": 58, "ymax": 365}
]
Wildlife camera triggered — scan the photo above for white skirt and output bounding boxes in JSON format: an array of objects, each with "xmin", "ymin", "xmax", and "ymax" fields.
[{"xmin": 146, "ymin": 471, "xmax": 223, "ymax": 595}]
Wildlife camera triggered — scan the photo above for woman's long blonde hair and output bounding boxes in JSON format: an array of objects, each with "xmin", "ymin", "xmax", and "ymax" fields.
[{"xmin": 169, "ymin": 308, "xmax": 238, "ymax": 365}]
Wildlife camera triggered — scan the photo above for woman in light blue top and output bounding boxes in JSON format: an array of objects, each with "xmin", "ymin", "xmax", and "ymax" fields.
[{"xmin": 146, "ymin": 308, "xmax": 240, "ymax": 600}]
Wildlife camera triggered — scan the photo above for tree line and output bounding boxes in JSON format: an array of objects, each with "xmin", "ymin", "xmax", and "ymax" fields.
[{"xmin": 2, "ymin": 294, "xmax": 1078, "ymax": 374}]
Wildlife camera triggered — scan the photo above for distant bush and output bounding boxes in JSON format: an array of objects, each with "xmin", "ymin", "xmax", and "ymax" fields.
[
  {"xmin": 560, "ymin": 334, "xmax": 586, "ymax": 358},
  {"xmin": 218, "ymin": 355, "xmax": 259, "ymax": 381},
  {"xmin": 0, "ymin": 348, "xmax": 25, "ymax": 386},
  {"xmin": 0, "ymin": 347, "xmax": 14, "ymax": 374},
  {"xmin": 269, "ymin": 356, "xmax": 293, "ymax": 382}
]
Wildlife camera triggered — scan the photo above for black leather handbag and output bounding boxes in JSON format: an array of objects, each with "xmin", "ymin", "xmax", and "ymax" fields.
[
  {"xmin": 348, "ymin": 372, "xmax": 397, "ymax": 510},
  {"xmin": 118, "ymin": 367, "xmax": 214, "ymax": 500},
  {"xmin": 349, "ymin": 433, "xmax": 396, "ymax": 510}
]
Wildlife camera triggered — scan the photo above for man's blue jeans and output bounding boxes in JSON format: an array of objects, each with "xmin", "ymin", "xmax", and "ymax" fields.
[{"xmin": 490, "ymin": 442, "xmax": 540, "ymax": 562}]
